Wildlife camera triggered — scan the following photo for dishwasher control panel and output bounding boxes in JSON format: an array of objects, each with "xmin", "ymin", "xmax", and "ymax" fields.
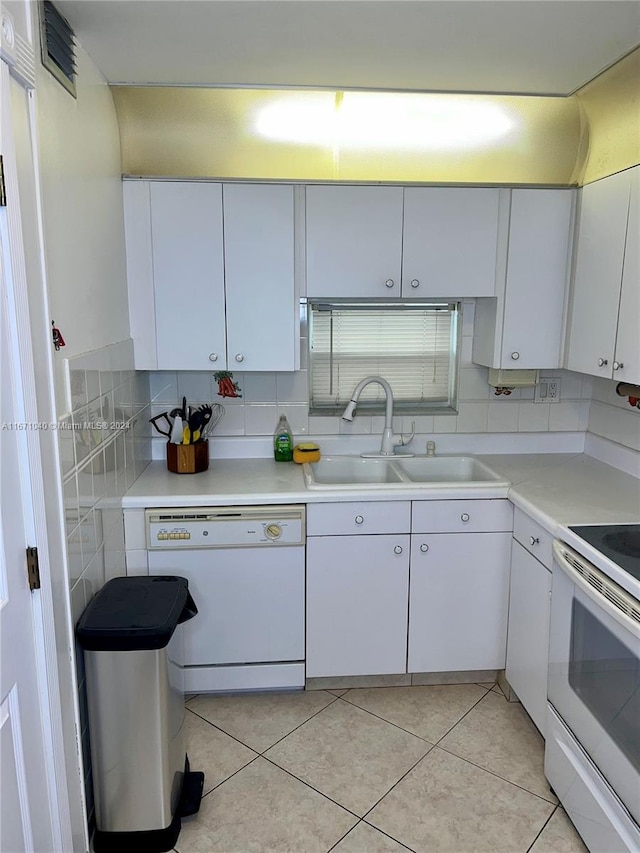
[{"xmin": 145, "ymin": 505, "xmax": 305, "ymax": 549}]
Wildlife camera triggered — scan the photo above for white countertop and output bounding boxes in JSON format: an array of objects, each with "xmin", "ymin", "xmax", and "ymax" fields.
[{"xmin": 122, "ymin": 452, "xmax": 640, "ymax": 535}]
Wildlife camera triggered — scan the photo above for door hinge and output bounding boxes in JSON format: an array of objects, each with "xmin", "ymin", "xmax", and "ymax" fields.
[
  {"xmin": 0, "ymin": 156, "xmax": 6, "ymax": 207},
  {"xmin": 26, "ymin": 546, "xmax": 41, "ymax": 591}
]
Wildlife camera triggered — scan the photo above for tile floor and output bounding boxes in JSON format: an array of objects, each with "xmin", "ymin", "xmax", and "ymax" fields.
[{"xmin": 176, "ymin": 682, "xmax": 588, "ymax": 853}]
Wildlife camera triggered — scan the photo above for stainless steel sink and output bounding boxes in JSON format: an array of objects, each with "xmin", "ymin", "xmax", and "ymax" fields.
[{"xmin": 303, "ymin": 455, "xmax": 506, "ymax": 490}]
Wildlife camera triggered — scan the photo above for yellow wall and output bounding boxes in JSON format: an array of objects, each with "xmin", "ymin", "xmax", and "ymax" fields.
[
  {"xmin": 576, "ymin": 48, "xmax": 640, "ymax": 185},
  {"xmin": 111, "ymin": 47, "xmax": 639, "ymax": 186}
]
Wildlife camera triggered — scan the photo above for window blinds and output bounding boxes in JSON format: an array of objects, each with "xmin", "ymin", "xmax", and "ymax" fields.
[{"xmin": 309, "ymin": 302, "xmax": 458, "ymax": 412}]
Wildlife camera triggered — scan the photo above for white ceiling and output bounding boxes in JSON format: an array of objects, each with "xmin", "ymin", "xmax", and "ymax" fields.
[{"xmin": 56, "ymin": 0, "xmax": 640, "ymax": 96}]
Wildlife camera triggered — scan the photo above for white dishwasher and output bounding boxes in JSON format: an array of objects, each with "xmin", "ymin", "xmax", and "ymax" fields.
[{"xmin": 146, "ymin": 505, "xmax": 305, "ymax": 693}]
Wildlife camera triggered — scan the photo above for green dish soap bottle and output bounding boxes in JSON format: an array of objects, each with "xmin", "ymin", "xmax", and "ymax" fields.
[{"xmin": 274, "ymin": 414, "xmax": 293, "ymax": 462}]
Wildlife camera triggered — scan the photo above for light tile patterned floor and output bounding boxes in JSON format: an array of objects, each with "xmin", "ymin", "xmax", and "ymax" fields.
[{"xmin": 176, "ymin": 683, "xmax": 588, "ymax": 853}]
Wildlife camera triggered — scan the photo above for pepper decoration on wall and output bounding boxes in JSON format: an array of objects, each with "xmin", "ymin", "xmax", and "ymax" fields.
[
  {"xmin": 51, "ymin": 321, "xmax": 66, "ymax": 351},
  {"xmin": 214, "ymin": 371, "xmax": 242, "ymax": 398}
]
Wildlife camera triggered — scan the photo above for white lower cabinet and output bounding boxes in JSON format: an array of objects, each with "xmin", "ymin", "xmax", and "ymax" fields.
[
  {"xmin": 407, "ymin": 532, "xmax": 512, "ymax": 673},
  {"xmin": 505, "ymin": 510, "xmax": 553, "ymax": 735},
  {"xmin": 306, "ymin": 498, "xmax": 513, "ymax": 680},
  {"xmin": 306, "ymin": 533, "xmax": 410, "ymax": 678}
]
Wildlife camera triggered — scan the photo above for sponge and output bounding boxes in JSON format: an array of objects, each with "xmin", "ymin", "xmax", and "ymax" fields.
[{"xmin": 293, "ymin": 442, "xmax": 321, "ymax": 464}]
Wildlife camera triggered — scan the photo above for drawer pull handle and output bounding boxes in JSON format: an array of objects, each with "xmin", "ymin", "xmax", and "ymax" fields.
[
  {"xmin": 460, "ymin": 513, "xmax": 470, "ymax": 522},
  {"xmin": 420, "ymin": 543, "xmax": 429, "ymax": 553},
  {"xmin": 394, "ymin": 545, "xmax": 403, "ymax": 555},
  {"xmin": 355, "ymin": 515, "xmax": 364, "ymax": 525},
  {"xmin": 530, "ymin": 536, "xmax": 540, "ymax": 546}
]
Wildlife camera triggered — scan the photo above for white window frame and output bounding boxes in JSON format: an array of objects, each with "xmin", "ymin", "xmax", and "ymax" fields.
[{"xmin": 306, "ymin": 300, "xmax": 460, "ymax": 416}]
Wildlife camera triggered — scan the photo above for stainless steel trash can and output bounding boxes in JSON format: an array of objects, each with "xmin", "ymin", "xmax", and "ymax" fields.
[{"xmin": 77, "ymin": 576, "xmax": 202, "ymax": 852}]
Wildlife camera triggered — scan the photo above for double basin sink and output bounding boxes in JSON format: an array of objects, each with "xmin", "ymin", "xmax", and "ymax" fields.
[{"xmin": 303, "ymin": 454, "xmax": 506, "ymax": 490}]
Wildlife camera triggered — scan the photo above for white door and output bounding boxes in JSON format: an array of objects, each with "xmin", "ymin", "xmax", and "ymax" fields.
[
  {"xmin": 223, "ymin": 183, "xmax": 297, "ymax": 371},
  {"xmin": 613, "ymin": 166, "xmax": 639, "ymax": 384},
  {"xmin": 0, "ymin": 216, "xmax": 57, "ymax": 853},
  {"xmin": 402, "ymin": 187, "xmax": 501, "ymax": 297},
  {"xmin": 151, "ymin": 182, "xmax": 226, "ymax": 370},
  {"xmin": 566, "ymin": 170, "xmax": 631, "ymax": 378},
  {"xmin": 305, "ymin": 185, "xmax": 404, "ymax": 297}
]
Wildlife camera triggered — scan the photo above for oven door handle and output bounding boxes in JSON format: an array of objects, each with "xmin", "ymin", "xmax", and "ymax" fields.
[{"xmin": 553, "ymin": 541, "xmax": 640, "ymax": 641}]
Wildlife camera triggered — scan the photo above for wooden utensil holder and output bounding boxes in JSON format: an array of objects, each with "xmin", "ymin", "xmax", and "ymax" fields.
[{"xmin": 167, "ymin": 440, "xmax": 209, "ymax": 474}]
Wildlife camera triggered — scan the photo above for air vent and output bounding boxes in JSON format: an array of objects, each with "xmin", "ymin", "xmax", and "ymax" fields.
[
  {"xmin": 562, "ymin": 547, "xmax": 640, "ymax": 625},
  {"xmin": 39, "ymin": 1, "xmax": 76, "ymax": 97}
]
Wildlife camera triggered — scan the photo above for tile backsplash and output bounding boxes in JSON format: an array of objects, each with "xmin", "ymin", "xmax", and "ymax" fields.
[
  {"xmin": 59, "ymin": 338, "xmax": 152, "ymax": 819},
  {"xmin": 148, "ymin": 302, "xmax": 593, "ymax": 455}
]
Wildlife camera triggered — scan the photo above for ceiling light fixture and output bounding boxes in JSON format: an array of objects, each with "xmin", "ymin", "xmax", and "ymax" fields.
[{"xmin": 255, "ymin": 91, "xmax": 514, "ymax": 150}]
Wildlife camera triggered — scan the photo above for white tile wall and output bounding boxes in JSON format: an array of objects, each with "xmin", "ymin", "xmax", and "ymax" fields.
[
  {"xmin": 60, "ymin": 339, "xmax": 152, "ymax": 795},
  {"xmin": 588, "ymin": 377, "xmax": 640, "ymax": 452}
]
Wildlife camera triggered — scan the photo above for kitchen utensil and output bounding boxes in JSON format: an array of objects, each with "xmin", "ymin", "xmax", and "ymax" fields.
[
  {"xmin": 202, "ymin": 403, "xmax": 225, "ymax": 439},
  {"xmin": 149, "ymin": 412, "xmax": 173, "ymax": 437},
  {"xmin": 170, "ymin": 415, "xmax": 184, "ymax": 444},
  {"xmin": 188, "ymin": 410, "xmax": 206, "ymax": 443}
]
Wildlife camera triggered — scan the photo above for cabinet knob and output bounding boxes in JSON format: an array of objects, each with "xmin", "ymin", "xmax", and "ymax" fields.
[
  {"xmin": 420, "ymin": 543, "xmax": 429, "ymax": 553},
  {"xmin": 530, "ymin": 536, "xmax": 540, "ymax": 546},
  {"xmin": 208, "ymin": 353, "xmax": 218, "ymax": 362},
  {"xmin": 613, "ymin": 361, "xmax": 624, "ymax": 371},
  {"xmin": 235, "ymin": 354, "xmax": 245, "ymax": 363},
  {"xmin": 354, "ymin": 515, "xmax": 364, "ymax": 525},
  {"xmin": 410, "ymin": 279, "xmax": 420, "ymax": 289},
  {"xmin": 510, "ymin": 352, "xmax": 520, "ymax": 360},
  {"xmin": 394, "ymin": 545, "xmax": 403, "ymax": 555},
  {"xmin": 385, "ymin": 279, "xmax": 395, "ymax": 289},
  {"xmin": 598, "ymin": 358, "xmax": 608, "ymax": 367},
  {"xmin": 460, "ymin": 513, "xmax": 470, "ymax": 522}
]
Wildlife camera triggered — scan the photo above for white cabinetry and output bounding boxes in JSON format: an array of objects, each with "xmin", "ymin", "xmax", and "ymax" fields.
[
  {"xmin": 124, "ymin": 181, "xmax": 298, "ymax": 371},
  {"xmin": 305, "ymin": 185, "xmax": 502, "ymax": 298},
  {"xmin": 306, "ymin": 501, "xmax": 411, "ymax": 678},
  {"xmin": 505, "ymin": 509, "xmax": 553, "ymax": 735},
  {"xmin": 566, "ymin": 166, "xmax": 639, "ymax": 382},
  {"xmin": 408, "ymin": 500, "xmax": 512, "ymax": 673},
  {"xmin": 473, "ymin": 189, "xmax": 574, "ymax": 369}
]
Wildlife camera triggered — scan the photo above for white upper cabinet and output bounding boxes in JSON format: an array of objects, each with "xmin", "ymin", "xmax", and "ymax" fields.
[
  {"xmin": 305, "ymin": 185, "xmax": 404, "ymax": 297},
  {"xmin": 402, "ymin": 187, "xmax": 502, "ymax": 297},
  {"xmin": 124, "ymin": 181, "xmax": 298, "ymax": 372},
  {"xmin": 566, "ymin": 166, "xmax": 638, "ymax": 382},
  {"xmin": 223, "ymin": 184, "xmax": 297, "ymax": 372},
  {"xmin": 151, "ymin": 182, "xmax": 226, "ymax": 371},
  {"xmin": 305, "ymin": 185, "xmax": 502, "ymax": 298},
  {"xmin": 472, "ymin": 189, "xmax": 574, "ymax": 370}
]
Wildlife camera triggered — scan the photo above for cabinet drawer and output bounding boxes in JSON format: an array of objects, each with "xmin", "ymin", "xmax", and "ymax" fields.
[
  {"xmin": 411, "ymin": 499, "xmax": 512, "ymax": 533},
  {"xmin": 512, "ymin": 508, "xmax": 553, "ymax": 568},
  {"xmin": 307, "ymin": 501, "xmax": 411, "ymax": 536}
]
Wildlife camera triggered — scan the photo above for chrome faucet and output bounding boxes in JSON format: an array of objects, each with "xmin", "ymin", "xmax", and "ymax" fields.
[{"xmin": 342, "ymin": 375, "xmax": 414, "ymax": 457}]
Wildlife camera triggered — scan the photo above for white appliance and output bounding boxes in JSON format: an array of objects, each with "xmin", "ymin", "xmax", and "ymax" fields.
[
  {"xmin": 546, "ymin": 527, "xmax": 640, "ymax": 852},
  {"xmin": 146, "ymin": 505, "xmax": 305, "ymax": 693}
]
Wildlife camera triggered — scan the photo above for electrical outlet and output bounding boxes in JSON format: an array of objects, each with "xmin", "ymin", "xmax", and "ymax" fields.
[{"xmin": 535, "ymin": 377, "xmax": 561, "ymax": 403}]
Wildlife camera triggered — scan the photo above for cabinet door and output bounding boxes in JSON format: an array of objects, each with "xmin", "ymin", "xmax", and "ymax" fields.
[
  {"xmin": 613, "ymin": 167, "xmax": 639, "ymax": 384},
  {"xmin": 224, "ymin": 184, "xmax": 298, "ymax": 371},
  {"xmin": 408, "ymin": 532, "xmax": 511, "ymax": 673},
  {"xmin": 402, "ymin": 188, "xmax": 501, "ymax": 297},
  {"xmin": 566, "ymin": 170, "xmax": 631, "ymax": 378},
  {"xmin": 505, "ymin": 540, "xmax": 552, "ymax": 735},
  {"xmin": 500, "ymin": 190, "xmax": 574, "ymax": 368},
  {"xmin": 306, "ymin": 185, "xmax": 403, "ymax": 297},
  {"xmin": 151, "ymin": 182, "xmax": 226, "ymax": 370},
  {"xmin": 306, "ymin": 534, "xmax": 410, "ymax": 677}
]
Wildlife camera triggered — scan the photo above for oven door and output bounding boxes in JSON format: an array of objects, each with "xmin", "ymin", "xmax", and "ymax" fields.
[{"xmin": 548, "ymin": 541, "xmax": 640, "ymax": 827}]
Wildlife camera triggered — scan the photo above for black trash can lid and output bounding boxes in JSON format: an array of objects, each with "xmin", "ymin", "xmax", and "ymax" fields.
[{"xmin": 76, "ymin": 576, "xmax": 193, "ymax": 651}]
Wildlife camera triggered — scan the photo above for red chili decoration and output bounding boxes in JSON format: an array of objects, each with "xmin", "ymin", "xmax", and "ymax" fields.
[{"xmin": 214, "ymin": 371, "xmax": 242, "ymax": 398}]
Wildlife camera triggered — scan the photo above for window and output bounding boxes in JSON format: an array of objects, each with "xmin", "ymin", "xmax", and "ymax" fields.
[{"xmin": 308, "ymin": 301, "xmax": 459, "ymax": 415}]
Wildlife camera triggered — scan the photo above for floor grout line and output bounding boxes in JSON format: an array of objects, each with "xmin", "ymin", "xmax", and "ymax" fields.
[{"xmin": 526, "ymin": 803, "xmax": 560, "ymax": 852}]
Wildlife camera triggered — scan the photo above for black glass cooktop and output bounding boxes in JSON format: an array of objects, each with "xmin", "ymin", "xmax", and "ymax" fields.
[{"xmin": 568, "ymin": 524, "xmax": 640, "ymax": 582}]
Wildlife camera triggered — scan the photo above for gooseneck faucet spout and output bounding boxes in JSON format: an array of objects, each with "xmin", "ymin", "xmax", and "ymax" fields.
[{"xmin": 342, "ymin": 375, "xmax": 414, "ymax": 456}]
